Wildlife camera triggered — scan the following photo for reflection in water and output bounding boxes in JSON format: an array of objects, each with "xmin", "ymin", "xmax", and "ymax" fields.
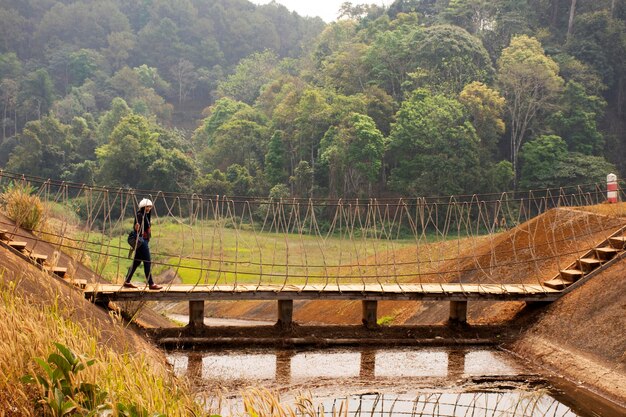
[
  {"xmin": 167, "ymin": 348, "xmax": 586, "ymax": 416},
  {"xmin": 168, "ymin": 347, "xmax": 518, "ymax": 384},
  {"xmin": 317, "ymin": 392, "xmax": 577, "ymax": 417}
]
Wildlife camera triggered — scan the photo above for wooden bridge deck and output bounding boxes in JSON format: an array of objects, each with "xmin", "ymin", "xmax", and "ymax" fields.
[{"xmin": 84, "ymin": 283, "xmax": 561, "ymax": 302}]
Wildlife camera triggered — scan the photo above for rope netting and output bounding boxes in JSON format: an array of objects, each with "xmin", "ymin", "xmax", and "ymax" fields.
[{"xmin": 1, "ymin": 170, "xmax": 625, "ymax": 293}]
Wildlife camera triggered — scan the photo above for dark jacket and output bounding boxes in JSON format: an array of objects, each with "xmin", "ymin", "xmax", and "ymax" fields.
[{"xmin": 136, "ymin": 208, "xmax": 152, "ymax": 241}]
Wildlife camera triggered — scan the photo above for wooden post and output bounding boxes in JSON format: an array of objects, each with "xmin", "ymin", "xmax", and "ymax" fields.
[
  {"xmin": 449, "ymin": 300, "xmax": 468, "ymax": 324},
  {"xmin": 188, "ymin": 300, "xmax": 205, "ymax": 328},
  {"xmin": 277, "ymin": 300, "xmax": 293, "ymax": 328},
  {"xmin": 362, "ymin": 300, "xmax": 378, "ymax": 328}
]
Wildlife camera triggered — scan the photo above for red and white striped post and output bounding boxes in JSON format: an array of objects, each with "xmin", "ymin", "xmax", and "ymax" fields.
[{"xmin": 607, "ymin": 173, "xmax": 618, "ymax": 203}]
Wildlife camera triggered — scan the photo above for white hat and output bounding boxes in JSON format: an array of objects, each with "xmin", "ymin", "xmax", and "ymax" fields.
[{"xmin": 139, "ymin": 198, "xmax": 153, "ymax": 208}]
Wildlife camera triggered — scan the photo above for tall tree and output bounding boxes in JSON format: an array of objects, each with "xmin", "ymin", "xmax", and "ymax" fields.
[
  {"xmin": 319, "ymin": 113, "xmax": 385, "ymax": 197},
  {"xmin": 496, "ymin": 35, "xmax": 563, "ymax": 186},
  {"xmin": 458, "ymin": 81, "xmax": 506, "ymax": 158},
  {"xmin": 264, "ymin": 130, "xmax": 288, "ymax": 187},
  {"xmin": 387, "ymin": 89, "xmax": 482, "ymax": 196}
]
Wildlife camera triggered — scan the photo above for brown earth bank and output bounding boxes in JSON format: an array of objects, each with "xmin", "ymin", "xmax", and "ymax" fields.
[
  {"xmin": 509, "ymin": 259, "xmax": 626, "ymax": 406},
  {"xmin": 2, "ymin": 205, "xmax": 626, "ymax": 407}
]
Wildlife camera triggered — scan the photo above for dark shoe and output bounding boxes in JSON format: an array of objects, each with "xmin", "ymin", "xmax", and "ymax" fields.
[
  {"xmin": 123, "ymin": 282, "xmax": 137, "ymax": 288},
  {"xmin": 149, "ymin": 284, "xmax": 163, "ymax": 290}
]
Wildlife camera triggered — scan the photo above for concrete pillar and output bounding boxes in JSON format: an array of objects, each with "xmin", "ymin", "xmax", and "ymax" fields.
[
  {"xmin": 362, "ymin": 300, "xmax": 378, "ymax": 328},
  {"xmin": 188, "ymin": 300, "xmax": 205, "ymax": 328},
  {"xmin": 449, "ymin": 300, "xmax": 468, "ymax": 324},
  {"xmin": 277, "ymin": 300, "xmax": 293, "ymax": 328}
]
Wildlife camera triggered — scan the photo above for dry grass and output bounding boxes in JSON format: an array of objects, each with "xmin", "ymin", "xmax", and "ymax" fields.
[
  {"xmin": 0, "ymin": 182, "xmax": 46, "ymax": 231},
  {"xmin": 0, "ymin": 269, "xmax": 207, "ymax": 416}
]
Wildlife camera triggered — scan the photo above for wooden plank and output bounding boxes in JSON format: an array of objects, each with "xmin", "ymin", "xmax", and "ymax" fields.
[
  {"xmin": 544, "ymin": 278, "xmax": 572, "ymax": 290},
  {"xmin": 30, "ymin": 253, "xmax": 48, "ymax": 265},
  {"xmin": 52, "ymin": 267, "xmax": 67, "ymax": 278},
  {"xmin": 8, "ymin": 241, "xmax": 27, "ymax": 252},
  {"xmin": 83, "ymin": 282, "xmax": 561, "ymax": 303},
  {"xmin": 577, "ymin": 257, "xmax": 602, "ymax": 273},
  {"xmin": 608, "ymin": 236, "xmax": 626, "ymax": 249},
  {"xmin": 0, "ymin": 229, "xmax": 8, "ymax": 241},
  {"xmin": 560, "ymin": 269, "xmax": 584, "ymax": 281},
  {"xmin": 66, "ymin": 278, "xmax": 87, "ymax": 289},
  {"xmin": 594, "ymin": 247, "xmax": 620, "ymax": 260}
]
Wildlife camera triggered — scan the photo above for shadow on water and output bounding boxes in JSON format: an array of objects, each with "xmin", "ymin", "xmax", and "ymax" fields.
[{"xmin": 166, "ymin": 347, "xmax": 624, "ymax": 416}]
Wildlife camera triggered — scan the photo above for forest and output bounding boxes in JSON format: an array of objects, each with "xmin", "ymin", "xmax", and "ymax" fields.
[{"xmin": 0, "ymin": 0, "xmax": 625, "ymax": 199}]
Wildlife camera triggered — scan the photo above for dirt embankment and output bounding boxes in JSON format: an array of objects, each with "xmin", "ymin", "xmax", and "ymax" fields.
[
  {"xmin": 510, "ymin": 260, "xmax": 626, "ymax": 405},
  {"xmin": 0, "ymin": 246, "xmax": 162, "ymax": 356}
]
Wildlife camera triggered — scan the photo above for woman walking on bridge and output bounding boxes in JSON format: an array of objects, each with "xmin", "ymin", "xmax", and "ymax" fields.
[{"xmin": 123, "ymin": 198, "xmax": 162, "ymax": 290}]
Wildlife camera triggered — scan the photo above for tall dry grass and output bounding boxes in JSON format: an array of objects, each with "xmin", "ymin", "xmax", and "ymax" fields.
[
  {"xmin": 0, "ymin": 268, "xmax": 208, "ymax": 416},
  {"xmin": 0, "ymin": 182, "xmax": 46, "ymax": 231}
]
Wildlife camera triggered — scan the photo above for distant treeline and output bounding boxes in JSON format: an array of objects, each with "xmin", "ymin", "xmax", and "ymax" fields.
[{"xmin": 1, "ymin": 0, "xmax": 625, "ymax": 199}]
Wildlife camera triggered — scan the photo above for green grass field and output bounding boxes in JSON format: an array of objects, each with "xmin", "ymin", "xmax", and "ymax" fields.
[{"xmin": 76, "ymin": 217, "xmax": 418, "ymax": 285}]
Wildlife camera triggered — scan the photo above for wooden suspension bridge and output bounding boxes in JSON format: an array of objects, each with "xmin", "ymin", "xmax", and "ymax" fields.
[{"xmin": 2, "ymin": 221, "xmax": 626, "ymax": 330}]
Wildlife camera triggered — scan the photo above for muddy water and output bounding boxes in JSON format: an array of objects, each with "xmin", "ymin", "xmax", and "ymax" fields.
[{"xmin": 166, "ymin": 346, "xmax": 620, "ymax": 416}]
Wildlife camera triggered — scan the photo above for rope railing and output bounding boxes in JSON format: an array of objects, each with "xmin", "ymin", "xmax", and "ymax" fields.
[{"xmin": 1, "ymin": 170, "xmax": 624, "ymax": 294}]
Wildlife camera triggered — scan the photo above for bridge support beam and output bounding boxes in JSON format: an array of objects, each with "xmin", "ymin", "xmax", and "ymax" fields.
[
  {"xmin": 362, "ymin": 300, "xmax": 378, "ymax": 328},
  {"xmin": 188, "ymin": 300, "xmax": 205, "ymax": 329},
  {"xmin": 277, "ymin": 300, "xmax": 293, "ymax": 328},
  {"xmin": 449, "ymin": 300, "xmax": 467, "ymax": 324}
]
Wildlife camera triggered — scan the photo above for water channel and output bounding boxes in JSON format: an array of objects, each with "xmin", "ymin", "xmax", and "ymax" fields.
[{"xmin": 164, "ymin": 317, "xmax": 622, "ymax": 416}]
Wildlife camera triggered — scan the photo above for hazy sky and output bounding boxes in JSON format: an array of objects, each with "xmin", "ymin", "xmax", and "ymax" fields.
[{"xmin": 252, "ymin": 0, "xmax": 394, "ymax": 22}]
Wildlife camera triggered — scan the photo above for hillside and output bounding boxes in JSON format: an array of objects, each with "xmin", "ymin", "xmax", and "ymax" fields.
[{"xmin": 0, "ymin": 241, "xmax": 206, "ymax": 414}]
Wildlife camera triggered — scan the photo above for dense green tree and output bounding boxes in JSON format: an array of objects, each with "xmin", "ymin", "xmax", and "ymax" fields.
[
  {"xmin": 192, "ymin": 97, "xmax": 250, "ymax": 149},
  {"xmin": 319, "ymin": 113, "xmax": 385, "ymax": 197},
  {"xmin": 365, "ymin": 20, "xmax": 419, "ymax": 100},
  {"xmin": 318, "ymin": 42, "xmax": 370, "ymax": 94},
  {"xmin": 458, "ymin": 81, "xmax": 506, "ymax": 157},
  {"xmin": 387, "ymin": 89, "xmax": 482, "ymax": 196},
  {"xmin": 105, "ymin": 31, "xmax": 136, "ymax": 72},
  {"xmin": 200, "ymin": 106, "xmax": 269, "ymax": 172},
  {"xmin": 145, "ymin": 147, "xmax": 198, "ymax": 192},
  {"xmin": 265, "ymin": 131, "xmax": 288, "ymax": 187},
  {"xmin": 217, "ymin": 50, "xmax": 280, "ymax": 105},
  {"xmin": 196, "ymin": 169, "xmax": 231, "ymax": 196},
  {"xmin": 519, "ymin": 134, "xmax": 615, "ymax": 189},
  {"xmin": 19, "ymin": 68, "xmax": 56, "ymax": 120},
  {"xmin": 497, "ymin": 35, "xmax": 564, "ymax": 184},
  {"xmin": 290, "ymin": 160, "xmax": 314, "ymax": 198},
  {"xmin": 549, "ymin": 81, "xmax": 605, "ymax": 155},
  {"xmin": 226, "ymin": 164, "xmax": 253, "ymax": 196},
  {"xmin": 0, "ymin": 52, "xmax": 22, "ymax": 79},
  {"xmin": 6, "ymin": 116, "xmax": 73, "ymax": 178},
  {"xmin": 440, "ymin": 0, "xmax": 495, "ymax": 34},
  {"xmin": 409, "ymin": 24, "xmax": 494, "ymax": 95},
  {"xmin": 96, "ymin": 97, "xmax": 131, "ymax": 145},
  {"xmin": 35, "ymin": 1, "xmax": 130, "ymax": 50},
  {"xmin": 96, "ymin": 114, "xmax": 161, "ymax": 187},
  {"xmin": 292, "ymin": 88, "xmax": 333, "ymax": 169}
]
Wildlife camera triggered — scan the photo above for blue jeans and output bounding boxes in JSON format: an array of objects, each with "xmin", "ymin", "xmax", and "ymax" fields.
[{"xmin": 125, "ymin": 240, "xmax": 154, "ymax": 285}]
